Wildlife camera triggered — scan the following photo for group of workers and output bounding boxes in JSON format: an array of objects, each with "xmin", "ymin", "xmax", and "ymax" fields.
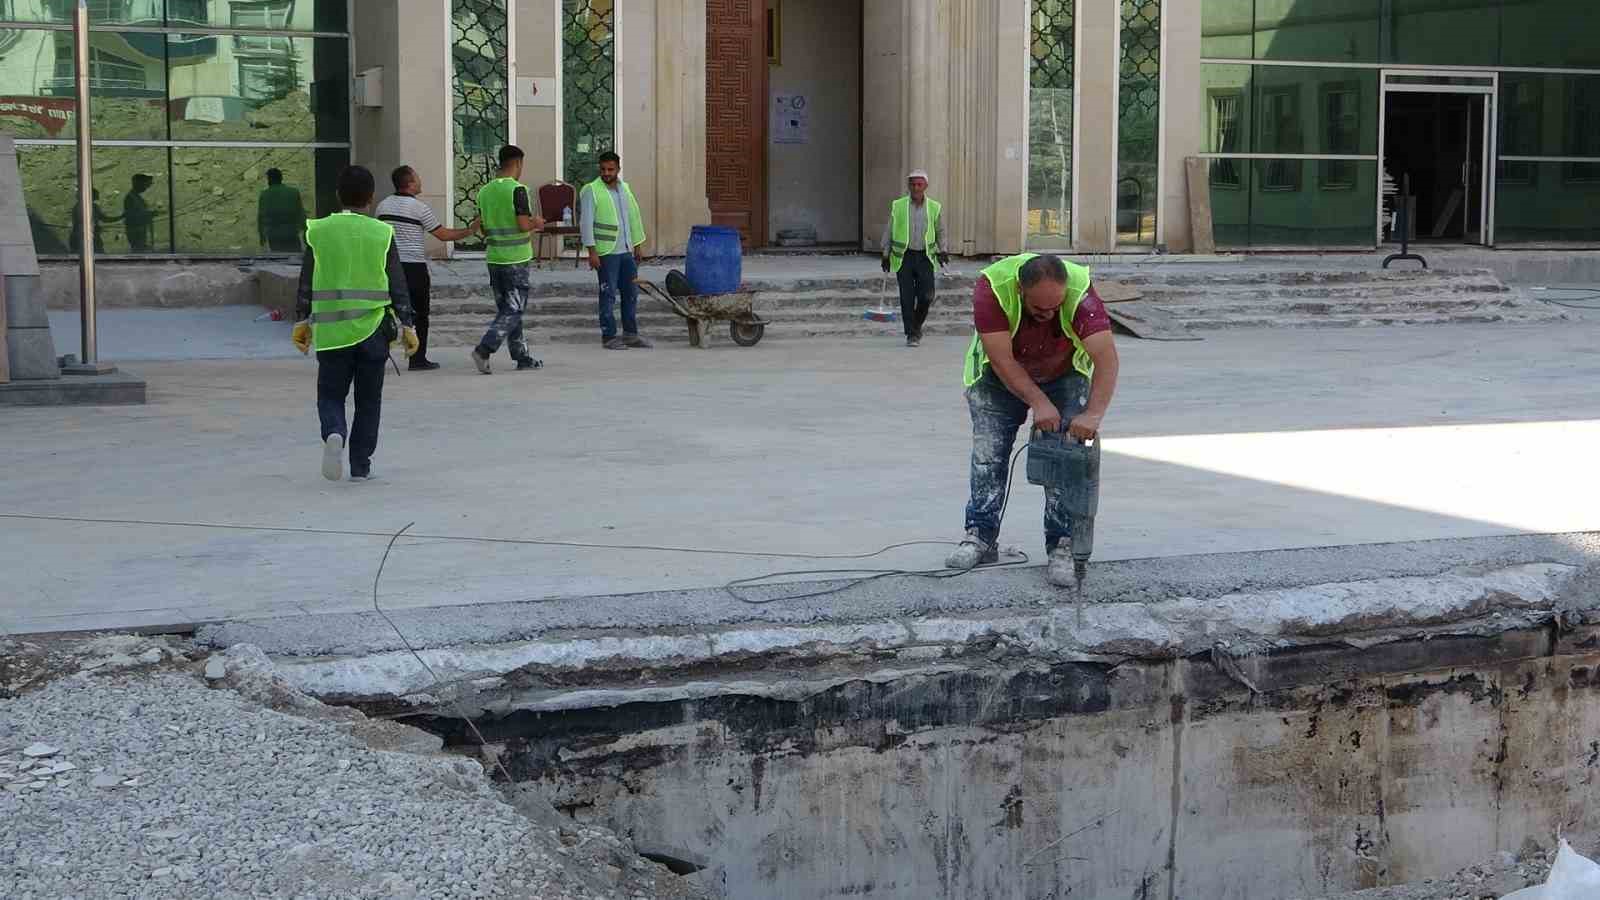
[{"xmin": 291, "ymin": 160, "xmax": 1117, "ymax": 588}]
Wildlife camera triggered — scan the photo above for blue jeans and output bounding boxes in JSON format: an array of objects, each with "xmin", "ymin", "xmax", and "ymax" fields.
[
  {"xmin": 963, "ymin": 369, "xmax": 1090, "ymax": 552},
  {"xmin": 316, "ymin": 328, "xmax": 389, "ymax": 477},
  {"xmin": 596, "ymin": 252, "xmax": 639, "ymax": 340}
]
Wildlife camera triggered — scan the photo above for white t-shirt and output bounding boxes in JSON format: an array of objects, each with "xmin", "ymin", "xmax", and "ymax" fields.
[{"xmin": 375, "ymin": 194, "xmax": 442, "ymax": 264}]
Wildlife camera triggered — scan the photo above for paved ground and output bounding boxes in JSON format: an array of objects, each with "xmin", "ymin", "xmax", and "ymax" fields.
[{"xmin": 5, "ymin": 317, "xmax": 1600, "ymax": 635}]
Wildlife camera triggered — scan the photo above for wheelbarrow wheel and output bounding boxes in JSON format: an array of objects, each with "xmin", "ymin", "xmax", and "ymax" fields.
[{"xmin": 729, "ymin": 321, "xmax": 765, "ymax": 347}]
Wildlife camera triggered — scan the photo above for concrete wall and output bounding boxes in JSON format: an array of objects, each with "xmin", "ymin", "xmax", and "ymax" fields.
[{"xmin": 765, "ymin": 0, "xmax": 861, "ymax": 245}]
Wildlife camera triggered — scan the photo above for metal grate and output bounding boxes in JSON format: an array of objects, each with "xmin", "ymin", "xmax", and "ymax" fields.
[
  {"xmin": 562, "ymin": 0, "xmax": 614, "ymax": 188},
  {"xmin": 1027, "ymin": 0, "xmax": 1074, "ymax": 246},
  {"xmin": 1118, "ymin": 0, "xmax": 1160, "ymax": 244},
  {"xmin": 451, "ymin": 0, "xmax": 508, "ymax": 250}
]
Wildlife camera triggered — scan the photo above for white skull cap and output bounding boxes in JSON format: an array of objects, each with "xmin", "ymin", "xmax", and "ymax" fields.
[{"xmin": 906, "ymin": 169, "xmax": 929, "ymax": 181}]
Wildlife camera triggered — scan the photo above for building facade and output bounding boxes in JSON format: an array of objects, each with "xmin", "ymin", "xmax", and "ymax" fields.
[{"xmin": 3, "ymin": 0, "xmax": 1595, "ymax": 259}]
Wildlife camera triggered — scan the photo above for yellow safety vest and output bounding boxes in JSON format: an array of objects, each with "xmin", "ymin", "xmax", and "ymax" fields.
[
  {"xmin": 888, "ymin": 196, "xmax": 941, "ymax": 273},
  {"xmin": 305, "ymin": 212, "xmax": 394, "ymax": 351},
  {"xmin": 479, "ymin": 177, "xmax": 533, "ymax": 265},
  {"xmin": 583, "ymin": 178, "xmax": 645, "ymax": 256},
  {"xmin": 962, "ymin": 253, "xmax": 1094, "ymax": 387}
]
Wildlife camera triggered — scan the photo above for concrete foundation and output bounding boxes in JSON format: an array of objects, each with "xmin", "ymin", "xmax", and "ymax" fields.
[{"xmin": 0, "ymin": 371, "xmax": 146, "ymax": 405}]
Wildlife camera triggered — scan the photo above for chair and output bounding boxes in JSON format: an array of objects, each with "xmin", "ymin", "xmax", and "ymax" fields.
[{"xmin": 535, "ymin": 181, "xmax": 582, "ymax": 269}]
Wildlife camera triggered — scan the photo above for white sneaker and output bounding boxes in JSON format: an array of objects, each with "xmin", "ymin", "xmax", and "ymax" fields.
[
  {"xmin": 321, "ymin": 434, "xmax": 344, "ymax": 482},
  {"xmin": 945, "ymin": 531, "xmax": 998, "ymax": 570}
]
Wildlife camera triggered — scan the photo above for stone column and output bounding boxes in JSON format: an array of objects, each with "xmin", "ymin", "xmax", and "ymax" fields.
[
  {"xmin": 514, "ymin": 0, "xmax": 561, "ymax": 184},
  {"xmin": 650, "ymin": 0, "xmax": 711, "ymax": 255},
  {"xmin": 0, "ymin": 135, "xmax": 56, "ymax": 381},
  {"xmin": 1074, "ymin": 0, "xmax": 1121, "ymax": 253},
  {"xmin": 1160, "ymin": 0, "xmax": 1201, "ymax": 253}
]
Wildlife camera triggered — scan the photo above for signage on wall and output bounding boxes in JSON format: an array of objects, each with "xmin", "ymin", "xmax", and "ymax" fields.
[{"xmin": 772, "ymin": 94, "xmax": 808, "ymax": 145}]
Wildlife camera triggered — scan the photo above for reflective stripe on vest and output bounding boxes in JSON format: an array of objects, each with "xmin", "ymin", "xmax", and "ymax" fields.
[
  {"xmin": 305, "ymin": 212, "xmax": 394, "ymax": 351},
  {"xmin": 478, "ymin": 178, "xmax": 533, "ymax": 265},
  {"xmin": 583, "ymin": 178, "xmax": 645, "ymax": 257},
  {"xmin": 962, "ymin": 252, "xmax": 1094, "ymax": 387},
  {"xmin": 889, "ymin": 196, "xmax": 941, "ymax": 274}
]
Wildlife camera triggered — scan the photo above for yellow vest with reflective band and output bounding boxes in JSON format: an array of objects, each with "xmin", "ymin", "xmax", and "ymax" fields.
[
  {"xmin": 889, "ymin": 196, "xmax": 941, "ymax": 273},
  {"xmin": 583, "ymin": 178, "xmax": 645, "ymax": 257},
  {"xmin": 479, "ymin": 177, "xmax": 533, "ymax": 265},
  {"xmin": 962, "ymin": 253, "xmax": 1094, "ymax": 387},
  {"xmin": 305, "ymin": 211, "xmax": 394, "ymax": 352}
]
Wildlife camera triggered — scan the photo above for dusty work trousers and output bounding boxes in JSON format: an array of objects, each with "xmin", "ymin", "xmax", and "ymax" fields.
[
  {"xmin": 316, "ymin": 328, "xmax": 389, "ymax": 477},
  {"xmin": 402, "ymin": 262, "xmax": 432, "ymax": 366},
  {"xmin": 596, "ymin": 252, "xmax": 640, "ymax": 340},
  {"xmin": 963, "ymin": 369, "xmax": 1089, "ymax": 554},
  {"xmin": 477, "ymin": 262, "xmax": 532, "ymax": 362},
  {"xmin": 896, "ymin": 250, "xmax": 936, "ymax": 339}
]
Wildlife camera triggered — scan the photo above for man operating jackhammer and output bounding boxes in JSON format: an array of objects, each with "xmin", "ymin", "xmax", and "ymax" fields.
[{"xmin": 946, "ymin": 252, "xmax": 1119, "ymax": 587}]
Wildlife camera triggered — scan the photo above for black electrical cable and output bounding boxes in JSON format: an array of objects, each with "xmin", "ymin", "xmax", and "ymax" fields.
[{"xmin": 1533, "ymin": 289, "xmax": 1600, "ymax": 311}]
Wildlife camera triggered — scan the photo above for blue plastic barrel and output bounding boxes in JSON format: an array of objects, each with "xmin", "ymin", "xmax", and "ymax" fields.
[{"xmin": 685, "ymin": 225, "xmax": 742, "ymax": 295}]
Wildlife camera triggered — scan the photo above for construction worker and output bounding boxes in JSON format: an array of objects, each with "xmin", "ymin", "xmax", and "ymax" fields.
[
  {"xmin": 880, "ymin": 169, "xmax": 948, "ymax": 347},
  {"xmin": 946, "ymin": 252, "xmax": 1119, "ymax": 587},
  {"xmin": 289, "ymin": 165, "xmax": 418, "ymax": 482},
  {"xmin": 376, "ymin": 165, "xmax": 480, "ymax": 371},
  {"xmin": 581, "ymin": 150, "xmax": 651, "ymax": 349},
  {"xmin": 469, "ymin": 145, "xmax": 546, "ymax": 374}
]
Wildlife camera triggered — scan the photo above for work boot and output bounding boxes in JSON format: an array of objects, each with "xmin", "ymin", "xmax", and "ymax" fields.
[
  {"xmin": 603, "ymin": 336, "xmax": 628, "ymax": 350},
  {"xmin": 906, "ymin": 335, "xmax": 921, "ymax": 348},
  {"xmin": 1045, "ymin": 543, "xmax": 1079, "ymax": 588},
  {"xmin": 408, "ymin": 359, "xmax": 440, "ymax": 371},
  {"xmin": 470, "ymin": 348, "xmax": 492, "ymax": 374},
  {"xmin": 945, "ymin": 531, "xmax": 997, "ymax": 570},
  {"xmin": 515, "ymin": 357, "xmax": 543, "ymax": 371},
  {"xmin": 321, "ymin": 433, "xmax": 344, "ymax": 482},
  {"xmin": 349, "ymin": 471, "xmax": 376, "ymax": 483},
  {"xmin": 624, "ymin": 334, "xmax": 654, "ymax": 349}
]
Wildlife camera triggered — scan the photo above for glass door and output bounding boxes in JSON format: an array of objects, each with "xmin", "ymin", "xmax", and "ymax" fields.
[{"xmin": 1377, "ymin": 70, "xmax": 1497, "ymax": 246}]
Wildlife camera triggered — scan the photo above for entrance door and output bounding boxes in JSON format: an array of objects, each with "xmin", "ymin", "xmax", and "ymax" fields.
[
  {"xmin": 1378, "ymin": 71, "xmax": 1497, "ymax": 245},
  {"xmin": 706, "ymin": 0, "xmax": 767, "ymax": 247}
]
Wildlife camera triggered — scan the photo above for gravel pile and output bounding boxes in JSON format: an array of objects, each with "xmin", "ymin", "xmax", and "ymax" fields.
[
  {"xmin": 1305, "ymin": 837, "xmax": 1598, "ymax": 900},
  {"xmin": 0, "ymin": 640, "xmax": 707, "ymax": 900}
]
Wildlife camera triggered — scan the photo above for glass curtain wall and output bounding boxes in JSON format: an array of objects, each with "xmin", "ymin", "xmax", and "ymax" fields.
[
  {"xmin": 561, "ymin": 0, "xmax": 614, "ymax": 189},
  {"xmin": 1201, "ymin": 0, "xmax": 1600, "ymax": 246},
  {"xmin": 1027, "ymin": 0, "xmax": 1074, "ymax": 249},
  {"xmin": 451, "ymin": 0, "xmax": 509, "ymax": 253},
  {"xmin": 1, "ymin": 1, "xmax": 350, "ymax": 256},
  {"xmin": 1117, "ymin": 0, "xmax": 1160, "ymax": 247}
]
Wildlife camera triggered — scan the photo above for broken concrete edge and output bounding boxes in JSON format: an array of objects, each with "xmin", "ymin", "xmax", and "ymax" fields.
[{"xmin": 235, "ymin": 560, "xmax": 1581, "ymax": 712}]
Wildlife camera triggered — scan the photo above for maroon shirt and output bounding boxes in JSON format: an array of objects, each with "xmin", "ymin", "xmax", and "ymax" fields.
[{"xmin": 972, "ymin": 275, "xmax": 1111, "ymax": 382}]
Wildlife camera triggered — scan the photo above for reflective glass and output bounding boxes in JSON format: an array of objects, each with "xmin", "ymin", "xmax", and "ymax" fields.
[
  {"xmin": 1210, "ymin": 159, "xmax": 1377, "ymax": 247},
  {"xmin": 168, "ymin": 0, "xmax": 348, "ymax": 32},
  {"xmin": 1027, "ymin": 0, "xmax": 1074, "ymax": 249},
  {"xmin": 0, "ymin": 28, "xmax": 168, "ymax": 139},
  {"xmin": 1498, "ymin": 73, "xmax": 1600, "ymax": 158},
  {"xmin": 1387, "ymin": 0, "xmax": 1500, "ymax": 67},
  {"xmin": 1501, "ymin": 0, "xmax": 1600, "ymax": 69},
  {"xmin": 1496, "ymin": 160, "xmax": 1600, "ymax": 242},
  {"xmin": 455, "ymin": 0, "xmax": 510, "ymax": 251},
  {"xmin": 0, "ymin": 0, "xmax": 164, "ymax": 26},
  {"xmin": 1255, "ymin": 0, "xmax": 1380, "ymax": 63},
  {"xmin": 17, "ymin": 144, "xmax": 168, "ymax": 254},
  {"xmin": 1201, "ymin": 64, "xmax": 1377, "ymax": 157},
  {"xmin": 1118, "ymin": 0, "xmax": 1160, "ymax": 246},
  {"xmin": 1202, "ymin": 64, "xmax": 1252, "ymax": 154},
  {"xmin": 170, "ymin": 145, "xmax": 344, "ymax": 254},
  {"xmin": 562, "ymin": 0, "xmax": 613, "ymax": 187},
  {"xmin": 166, "ymin": 33, "xmax": 347, "ymax": 142},
  {"xmin": 1200, "ymin": 0, "xmax": 1251, "ymax": 59}
]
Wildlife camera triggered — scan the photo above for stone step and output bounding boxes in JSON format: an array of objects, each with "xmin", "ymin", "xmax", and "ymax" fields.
[{"xmin": 1151, "ymin": 295, "xmax": 1539, "ymax": 319}]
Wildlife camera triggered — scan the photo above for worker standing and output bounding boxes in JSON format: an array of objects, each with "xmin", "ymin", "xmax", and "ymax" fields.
[
  {"xmin": 580, "ymin": 150, "xmax": 651, "ymax": 350},
  {"xmin": 880, "ymin": 169, "xmax": 948, "ymax": 347},
  {"xmin": 469, "ymin": 145, "xmax": 546, "ymax": 374},
  {"xmin": 376, "ymin": 165, "xmax": 480, "ymax": 371},
  {"xmin": 945, "ymin": 253, "xmax": 1119, "ymax": 587},
  {"xmin": 289, "ymin": 165, "xmax": 418, "ymax": 482}
]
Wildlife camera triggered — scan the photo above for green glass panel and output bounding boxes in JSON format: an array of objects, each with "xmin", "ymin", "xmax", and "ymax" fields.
[
  {"xmin": 1496, "ymin": 160, "xmax": 1600, "ymax": 242},
  {"xmin": 455, "ymin": 0, "xmax": 509, "ymax": 251},
  {"xmin": 166, "ymin": 33, "xmax": 348, "ymax": 142},
  {"xmin": 563, "ymin": 0, "xmax": 614, "ymax": 188},
  {"xmin": 1501, "ymin": 0, "xmax": 1600, "ymax": 69},
  {"xmin": 168, "ymin": 0, "xmax": 348, "ymax": 32},
  {"xmin": 1253, "ymin": 66, "xmax": 1377, "ymax": 155},
  {"xmin": 170, "ymin": 145, "xmax": 344, "ymax": 254},
  {"xmin": 1255, "ymin": 0, "xmax": 1380, "ymax": 63},
  {"xmin": 1118, "ymin": 0, "xmax": 1160, "ymax": 246},
  {"xmin": 17, "ymin": 144, "xmax": 168, "ymax": 255},
  {"xmin": 0, "ymin": 28, "xmax": 168, "ymax": 140},
  {"xmin": 1207, "ymin": 158, "xmax": 1251, "ymax": 247},
  {"xmin": 1202, "ymin": 64, "xmax": 1253, "ymax": 154},
  {"xmin": 1027, "ymin": 0, "xmax": 1073, "ymax": 249},
  {"xmin": 0, "ymin": 0, "xmax": 163, "ymax": 26},
  {"xmin": 1200, "ymin": 0, "xmax": 1251, "ymax": 59},
  {"xmin": 1499, "ymin": 73, "xmax": 1600, "ymax": 159},
  {"xmin": 1387, "ymin": 0, "xmax": 1500, "ymax": 67},
  {"xmin": 1212, "ymin": 159, "xmax": 1376, "ymax": 247}
]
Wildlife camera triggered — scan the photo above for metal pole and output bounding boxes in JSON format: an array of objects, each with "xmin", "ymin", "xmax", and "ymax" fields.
[{"xmin": 72, "ymin": 0, "xmax": 97, "ymax": 367}]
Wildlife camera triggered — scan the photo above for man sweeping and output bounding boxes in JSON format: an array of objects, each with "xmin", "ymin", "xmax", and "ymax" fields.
[
  {"xmin": 945, "ymin": 253, "xmax": 1119, "ymax": 587},
  {"xmin": 880, "ymin": 169, "xmax": 948, "ymax": 347},
  {"xmin": 469, "ymin": 145, "xmax": 546, "ymax": 374},
  {"xmin": 290, "ymin": 165, "xmax": 418, "ymax": 482}
]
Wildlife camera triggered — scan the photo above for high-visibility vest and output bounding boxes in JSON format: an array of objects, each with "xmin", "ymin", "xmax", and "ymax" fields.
[
  {"xmin": 888, "ymin": 196, "xmax": 941, "ymax": 273},
  {"xmin": 304, "ymin": 211, "xmax": 394, "ymax": 351},
  {"xmin": 962, "ymin": 253, "xmax": 1094, "ymax": 387},
  {"xmin": 479, "ymin": 177, "xmax": 533, "ymax": 265},
  {"xmin": 582, "ymin": 178, "xmax": 645, "ymax": 257}
]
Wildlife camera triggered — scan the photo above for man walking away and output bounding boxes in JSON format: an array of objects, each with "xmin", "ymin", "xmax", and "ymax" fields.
[
  {"xmin": 376, "ymin": 165, "xmax": 479, "ymax": 371},
  {"xmin": 123, "ymin": 173, "xmax": 159, "ymax": 253},
  {"xmin": 259, "ymin": 168, "xmax": 307, "ymax": 253},
  {"xmin": 580, "ymin": 150, "xmax": 651, "ymax": 350},
  {"xmin": 880, "ymin": 169, "xmax": 948, "ymax": 347},
  {"xmin": 946, "ymin": 253, "xmax": 1119, "ymax": 587},
  {"xmin": 469, "ymin": 145, "xmax": 546, "ymax": 374},
  {"xmin": 289, "ymin": 165, "xmax": 418, "ymax": 482}
]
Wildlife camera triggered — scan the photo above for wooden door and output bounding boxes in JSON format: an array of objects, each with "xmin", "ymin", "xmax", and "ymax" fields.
[{"xmin": 706, "ymin": 0, "xmax": 766, "ymax": 247}]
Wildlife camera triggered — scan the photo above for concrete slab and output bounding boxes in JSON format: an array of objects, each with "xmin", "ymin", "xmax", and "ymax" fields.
[
  {"xmin": 2, "ymin": 320, "xmax": 1598, "ymax": 635},
  {"xmin": 0, "ymin": 370, "xmax": 145, "ymax": 405}
]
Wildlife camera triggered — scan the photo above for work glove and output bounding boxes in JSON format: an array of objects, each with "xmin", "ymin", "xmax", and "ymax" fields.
[
  {"xmin": 401, "ymin": 326, "xmax": 420, "ymax": 358},
  {"xmin": 291, "ymin": 320, "xmax": 312, "ymax": 355},
  {"xmin": 937, "ymin": 251, "xmax": 950, "ymax": 268},
  {"xmin": 880, "ymin": 256, "xmax": 891, "ymax": 274}
]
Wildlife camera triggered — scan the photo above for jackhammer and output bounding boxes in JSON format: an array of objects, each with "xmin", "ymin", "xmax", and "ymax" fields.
[{"xmin": 1024, "ymin": 428, "xmax": 1101, "ymax": 591}]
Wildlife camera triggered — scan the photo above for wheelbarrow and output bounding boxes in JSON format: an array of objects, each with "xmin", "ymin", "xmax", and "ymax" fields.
[{"xmin": 636, "ymin": 279, "xmax": 767, "ymax": 348}]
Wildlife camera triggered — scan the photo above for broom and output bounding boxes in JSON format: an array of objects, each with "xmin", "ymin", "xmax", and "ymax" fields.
[{"xmin": 862, "ymin": 275, "xmax": 898, "ymax": 323}]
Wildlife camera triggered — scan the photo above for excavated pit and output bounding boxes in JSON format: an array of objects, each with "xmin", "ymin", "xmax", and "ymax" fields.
[{"xmin": 201, "ymin": 534, "xmax": 1600, "ymax": 900}]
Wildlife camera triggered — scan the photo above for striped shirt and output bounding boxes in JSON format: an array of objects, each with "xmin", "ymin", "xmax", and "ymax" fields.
[{"xmin": 374, "ymin": 194, "xmax": 442, "ymax": 264}]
